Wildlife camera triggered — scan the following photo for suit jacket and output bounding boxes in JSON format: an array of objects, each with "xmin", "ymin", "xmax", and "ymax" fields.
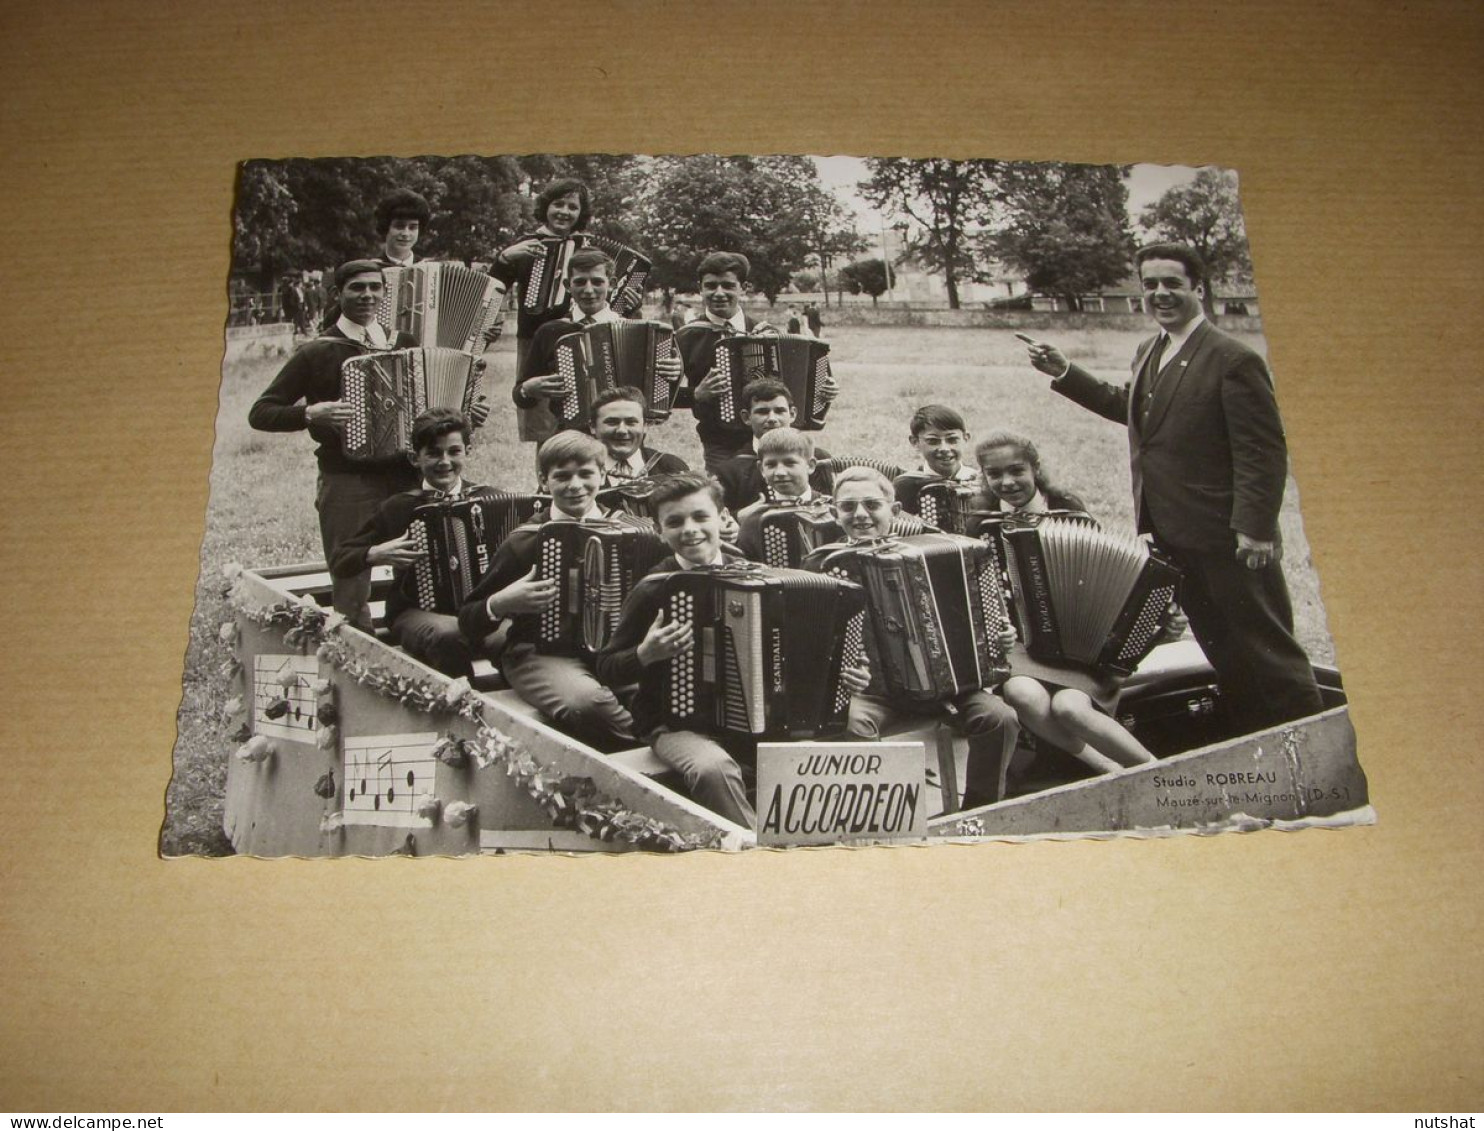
[
  {"xmin": 713, "ymin": 448, "xmax": 834, "ymax": 515},
  {"xmin": 1051, "ymin": 320, "xmax": 1288, "ymax": 553}
]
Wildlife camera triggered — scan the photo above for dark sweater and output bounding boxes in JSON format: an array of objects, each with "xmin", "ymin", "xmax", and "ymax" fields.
[
  {"xmin": 247, "ymin": 325, "xmax": 418, "ymax": 474},
  {"xmin": 595, "ymin": 547, "xmax": 749, "ymax": 738},
  {"xmin": 489, "ymin": 230, "xmax": 574, "ymax": 342},
  {"xmin": 329, "ymin": 483, "xmax": 509, "ymax": 626}
]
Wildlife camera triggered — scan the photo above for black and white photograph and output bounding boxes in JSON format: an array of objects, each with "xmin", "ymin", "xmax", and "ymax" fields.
[{"xmin": 165, "ymin": 152, "xmax": 1371, "ymax": 857}]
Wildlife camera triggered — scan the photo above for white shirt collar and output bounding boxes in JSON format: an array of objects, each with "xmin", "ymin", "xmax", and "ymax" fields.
[
  {"xmin": 1162, "ymin": 311, "xmax": 1206, "ymax": 356},
  {"xmin": 917, "ymin": 462, "xmax": 978, "ymax": 483},
  {"xmin": 704, "ymin": 309, "xmax": 748, "ymax": 333},
  {"xmin": 605, "ymin": 451, "xmax": 648, "ymax": 478},
  {"xmin": 547, "ymin": 502, "xmax": 605, "ymax": 523},
  {"xmin": 675, "ymin": 549, "xmax": 726, "ymax": 570},
  {"xmin": 382, "ymin": 250, "xmax": 415, "ymax": 266},
  {"xmin": 574, "ymin": 304, "xmax": 619, "ymax": 326},
  {"xmin": 422, "ymin": 478, "xmax": 465, "ymax": 497},
  {"xmin": 337, "ymin": 315, "xmax": 388, "ymax": 348},
  {"xmin": 1000, "ymin": 488, "xmax": 1047, "ymax": 514}
]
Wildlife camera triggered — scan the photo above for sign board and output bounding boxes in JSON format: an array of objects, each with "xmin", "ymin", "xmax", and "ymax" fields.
[{"xmin": 756, "ymin": 742, "xmax": 927, "ymax": 847}]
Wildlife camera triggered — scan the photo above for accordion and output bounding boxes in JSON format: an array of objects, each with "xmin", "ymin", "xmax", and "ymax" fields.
[
  {"xmin": 534, "ymin": 518, "xmax": 668, "ymax": 655},
  {"xmin": 658, "ymin": 564, "xmax": 867, "ymax": 740},
  {"xmin": 710, "ymin": 334, "xmax": 834, "ymax": 430},
  {"xmin": 375, "ymin": 263, "xmax": 507, "ymax": 352},
  {"xmin": 340, "ymin": 347, "xmax": 480, "ymax": 461},
  {"xmin": 810, "ymin": 534, "xmax": 1011, "ymax": 701},
  {"xmin": 1000, "ymin": 515, "xmax": 1180, "ymax": 676},
  {"xmin": 552, "ymin": 320, "xmax": 678, "ymax": 429},
  {"xmin": 894, "ymin": 474, "xmax": 984, "ymax": 534},
  {"xmin": 595, "ymin": 477, "xmax": 662, "ymax": 520},
  {"xmin": 522, "ymin": 235, "xmax": 652, "ymax": 318},
  {"xmin": 405, "ymin": 493, "xmax": 543, "ymax": 615},
  {"xmin": 753, "ymin": 498, "xmax": 844, "ymax": 569}
]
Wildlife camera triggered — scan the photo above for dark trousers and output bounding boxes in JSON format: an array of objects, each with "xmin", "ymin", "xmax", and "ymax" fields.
[
  {"xmin": 1163, "ymin": 540, "xmax": 1324, "ymax": 734},
  {"xmin": 315, "ymin": 466, "xmax": 418, "ymax": 631}
]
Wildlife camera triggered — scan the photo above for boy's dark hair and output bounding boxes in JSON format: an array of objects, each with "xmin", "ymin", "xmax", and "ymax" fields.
[
  {"xmin": 537, "ymin": 429, "xmax": 606, "ymax": 476},
  {"xmin": 589, "ymin": 385, "xmax": 649, "ymax": 426},
  {"xmin": 1134, "ymin": 242, "xmax": 1207, "ymax": 290},
  {"xmin": 741, "ymin": 377, "xmax": 794, "ymax": 410},
  {"xmin": 567, "ymin": 246, "xmax": 614, "ymax": 278},
  {"xmin": 410, "ymin": 407, "xmax": 471, "ymax": 454},
  {"xmin": 650, "ymin": 472, "xmax": 724, "ymax": 516},
  {"xmin": 909, "ymin": 404, "xmax": 967, "ymax": 437},
  {"xmin": 757, "ymin": 426, "xmax": 813, "ymax": 460},
  {"xmin": 696, "ymin": 251, "xmax": 750, "ymax": 284},
  {"xmin": 374, "ymin": 189, "xmax": 431, "ymax": 236},
  {"xmin": 975, "ymin": 432, "xmax": 1054, "ymax": 495},
  {"xmin": 334, "ymin": 258, "xmax": 384, "ymax": 288},
  {"xmin": 534, "ymin": 178, "xmax": 592, "ymax": 232}
]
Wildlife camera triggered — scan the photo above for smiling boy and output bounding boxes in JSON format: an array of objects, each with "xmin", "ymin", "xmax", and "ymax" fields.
[
  {"xmin": 457, "ymin": 431, "xmax": 639, "ymax": 746},
  {"xmin": 330, "ymin": 409, "xmax": 506, "ymax": 676},
  {"xmin": 806, "ymin": 466, "xmax": 1021, "ymax": 810},
  {"xmin": 712, "ymin": 379, "xmax": 834, "ymax": 514},
  {"xmin": 373, "ymin": 188, "xmax": 431, "ymax": 268},
  {"xmin": 598, "ymin": 472, "xmax": 868, "ymax": 827},
  {"xmin": 734, "ymin": 427, "xmax": 836, "ymax": 562}
]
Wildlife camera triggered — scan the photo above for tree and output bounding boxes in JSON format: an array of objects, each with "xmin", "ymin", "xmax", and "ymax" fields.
[
  {"xmin": 233, "ymin": 162, "xmax": 299, "ymax": 290},
  {"xmin": 1139, "ymin": 167, "xmax": 1254, "ymax": 308},
  {"xmin": 988, "ymin": 162, "xmax": 1134, "ymax": 313},
  {"xmin": 838, "ymin": 258, "xmax": 896, "ymax": 305},
  {"xmin": 858, "ymin": 158, "xmax": 1001, "ymax": 309},
  {"xmin": 637, "ymin": 155, "xmax": 833, "ymax": 302}
]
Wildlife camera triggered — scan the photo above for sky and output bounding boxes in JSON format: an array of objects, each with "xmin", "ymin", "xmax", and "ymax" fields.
[{"xmin": 812, "ymin": 155, "xmax": 1205, "ymax": 235}]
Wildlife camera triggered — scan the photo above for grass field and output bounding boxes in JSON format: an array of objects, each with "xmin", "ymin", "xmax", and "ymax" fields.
[{"xmin": 162, "ymin": 320, "xmax": 1336, "ymax": 855}]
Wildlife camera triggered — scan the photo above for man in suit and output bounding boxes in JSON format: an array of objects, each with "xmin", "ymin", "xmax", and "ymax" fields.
[
  {"xmin": 1023, "ymin": 242, "xmax": 1323, "ymax": 734},
  {"xmin": 587, "ymin": 385, "xmax": 690, "ymax": 483}
]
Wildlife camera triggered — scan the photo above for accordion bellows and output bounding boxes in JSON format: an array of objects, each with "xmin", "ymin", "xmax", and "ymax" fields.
[
  {"xmin": 659, "ymin": 565, "xmax": 867, "ymax": 740},
  {"xmin": 523, "ymin": 235, "xmax": 651, "ymax": 317},
  {"xmin": 535, "ymin": 519, "xmax": 668, "ymax": 656},
  {"xmin": 811, "ymin": 533, "xmax": 1012, "ymax": 701},
  {"xmin": 1001, "ymin": 515, "xmax": 1180, "ymax": 676},
  {"xmin": 709, "ymin": 334, "xmax": 834, "ymax": 430},
  {"xmin": 340, "ymin": 348, "xmax": 481, "ymax": 461},
  {"xmin": 553, "ymin": 320, "xmax": 678, "ymax": 429},
  {"xmin": 406, "ymin": 494, "xmax": 547, "ymax": 615},
  {"xmin": 375, "ymin": 263, "xmax": 507, "ymax": 352}
]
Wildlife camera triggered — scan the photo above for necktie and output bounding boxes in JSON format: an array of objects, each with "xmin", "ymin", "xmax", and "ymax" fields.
[
  {"xmin": 1139, "ymin": 334, "xmax": 1169, "ymax": 427},
  {"xmin": 579, "ymin": 316, "xmax": 595, "ymax": 327}
]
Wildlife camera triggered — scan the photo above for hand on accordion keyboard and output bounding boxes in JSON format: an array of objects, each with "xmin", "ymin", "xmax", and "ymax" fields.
[
  {"xmin": 520, "ymin": 373, "xmax": 566, "ymax": 401},
  {"xmin": 818, "ymin": 373, "xmax": 840, "ymax": 406},
  {"xmin": 500, "ymin": 237, "xmax": 547, "ymax": 266},
  {"xmin": 487, "ymin": 565, "xmax": 558, "ymax": 617},
  {"xmin": 638, "ymin": 609, "xmax": 694, "ymax": 666},
  {"xmin": 717, "ymin": 508, "xmax": 740, "ymax": 544},
  {"xmin": 840, "ymin": 655, "xmax": 872, "ymax": 695},
  {"xmin": 997, "ymin": 627, "xmax": 1019, "ymax": 653},
  {"xmin": 482, "ymin": 321, "xmax": 505, "ymax": 347},
  {"xmin": 305, "ymin": 399, "xmax": 354, "ymax": 427},
  {"xmin": 367, "ymin": 534, "xmax": 424, "ymax": 568},
  {"xmin": 655, "ymin": 354, "xmax": 683, "ymax": 387},
  {"xmin": 693, "ymin": 368, "xmax": 727, "ymax": 403}
]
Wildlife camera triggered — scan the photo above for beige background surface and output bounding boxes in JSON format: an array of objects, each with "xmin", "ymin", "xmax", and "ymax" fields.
[{"xmin": 1, "ymin": 0, "xmax": 1479, "ymax": 1111}]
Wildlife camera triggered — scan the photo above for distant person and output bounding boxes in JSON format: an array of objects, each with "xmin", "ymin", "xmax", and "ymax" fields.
[
  {"xmin": 1020, "ymin": 242, "xmax": 1323, "ymax": 734},
  {"xmin": 786, "ymin": 306, "xmax": 802, "ymax": 335},
  {"xmin": 804, "ymin": 301, "xmax": 823, "ymax": 338}
]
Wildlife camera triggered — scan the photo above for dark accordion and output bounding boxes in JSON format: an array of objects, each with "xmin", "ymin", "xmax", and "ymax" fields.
[
  {"xmin": 375, "ymin": 263, "xmax": 507, "ymax": 352},
  {"xmin": 522, "ymin": 235, "xmax": 651, "ymax": 317},
  {"xmin": 659, "ymin": 564, "xmax": 866, "ymax": 740},
  {"xmin": 534, "ymin": 518, "xmax": 668, "ymax": 655},
  {"xmin": 340, "ymin": 347, "xmax": 481, "ymax": 461},
  {"xmin": 894, "ymin": 474, "xmax": 984, "ymax": 534},
  {"xmin": 753, "ymin": 499, "xmax": 844, "ymax": 569},
  {"xmin": 810, "ymin": 534, "xmax": 1011, "ymax": 701},
  {"xmin": 711, "ymin": 334, "xmax": 834, "ymax": 430},
  {"xmin": 552, "ymin": 320, "xmax": 678, "ymax": 429},
  {"xmin": 405, "ymin": 494, "xmax": 546, "ymax": 615},
  {"xmin": 595, "ymin": 478, "xmax": 661, "ymax": 520},
  {"xmin": 999, "ymin": 515, "xmax": 1180, "ymax": 676}
]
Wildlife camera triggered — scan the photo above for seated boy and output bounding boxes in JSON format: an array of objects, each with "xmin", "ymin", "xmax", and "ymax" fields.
[
  {"xmin": 457, "ymin": 431, "xmax": 639, "ymax": 747},
  {"xmin": 330, "ymin": 409, "xmax": 505, "ymax": 676},
  {"xmin": 513, "ymin": 248, "xmax": 683, "ymax": 454},
  {"xmin": 588, "ymin": 386, "xmax": 690, "ymax": 483},
  {"xmin": 893, "ymin": 404, "xmax": 991, "ymax": 516},
  {"xmin": 805, "ymin": 466, "xmax": 1020, "ymax": 810},
  {"xmin": 712, "ymin": 379, "xmax": 834, "ymax": 514},
  {"xmin": 597, "ymin": 472, "xmax": 869, "ymax": 827},
  {"xmin": 734, "ymin": 426, "xmax": 836, "ymax": 562}
]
